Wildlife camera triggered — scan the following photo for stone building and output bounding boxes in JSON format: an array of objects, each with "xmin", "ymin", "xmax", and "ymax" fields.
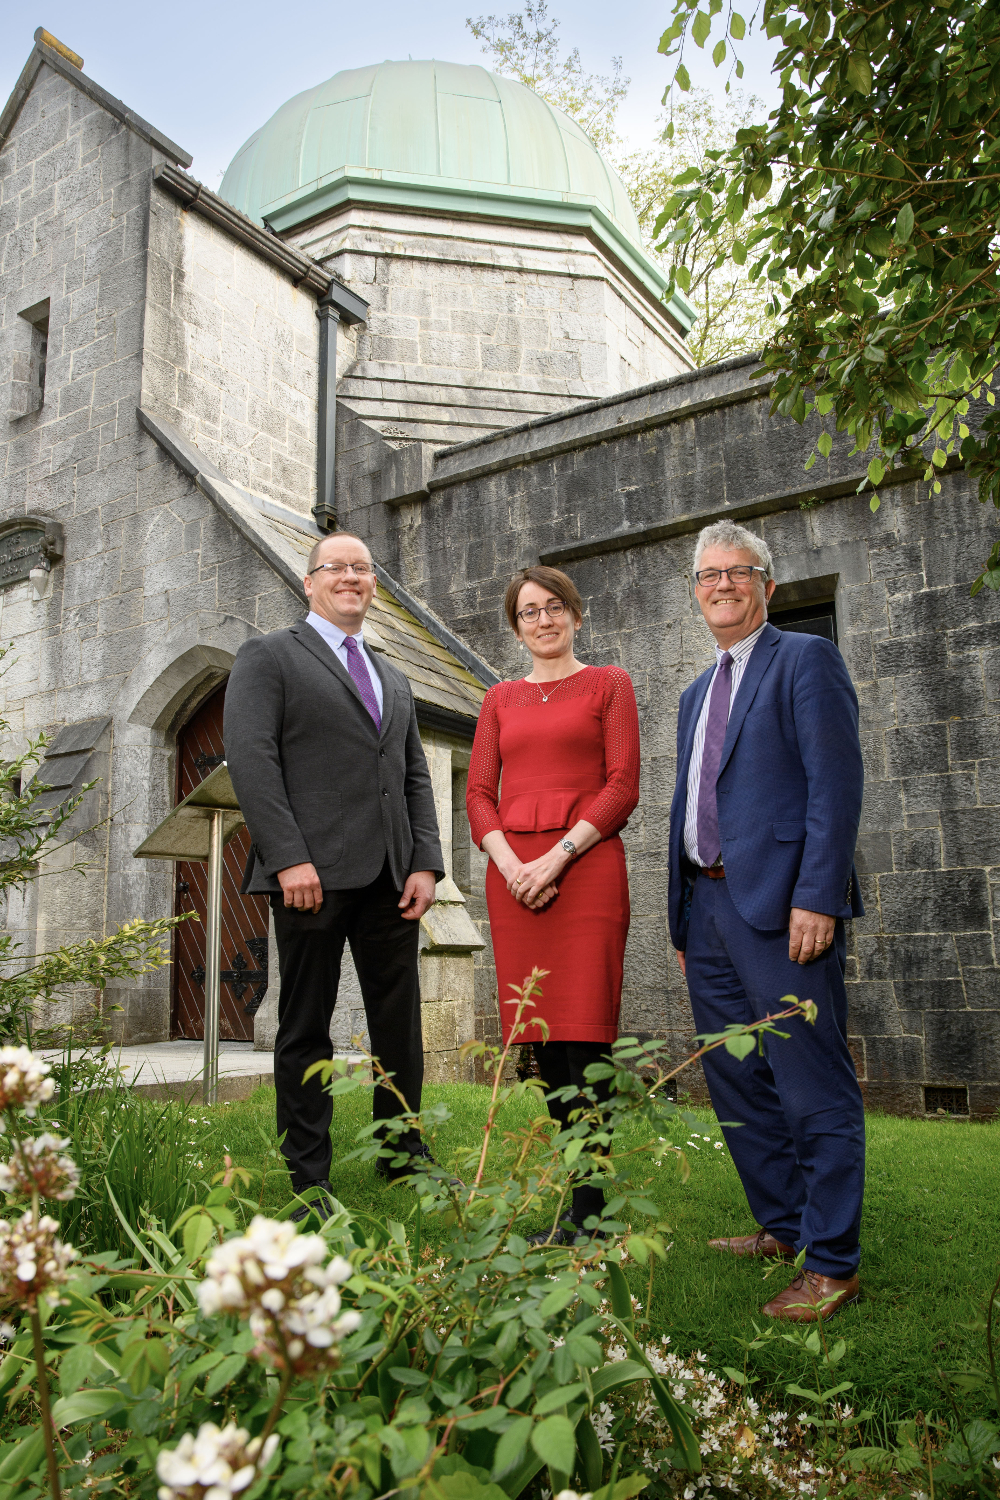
[{"xmin": 2, "ymin": 32, "xmax": 998, "ymax": 1113}]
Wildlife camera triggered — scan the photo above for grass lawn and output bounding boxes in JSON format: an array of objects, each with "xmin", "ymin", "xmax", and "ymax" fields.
[{"xmin": 191, "ymin": 1082, "xmax": 1000, "ymax": 1430}]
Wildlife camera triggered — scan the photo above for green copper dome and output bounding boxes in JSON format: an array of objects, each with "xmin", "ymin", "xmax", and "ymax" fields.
[{"xmin": 219, "ymin": 60, "xmax": 693, "ymax": 328}]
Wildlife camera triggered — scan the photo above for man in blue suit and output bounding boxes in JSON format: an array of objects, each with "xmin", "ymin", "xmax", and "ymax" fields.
[{"xmin": 668, "ymin": 520, "xmax": 865, "ymax": 1321}]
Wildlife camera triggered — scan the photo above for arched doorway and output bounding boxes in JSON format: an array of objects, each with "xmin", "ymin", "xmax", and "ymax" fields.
[{"xmin": 172, "ymin": 680, "xmax": 269, "ymax": 1041}]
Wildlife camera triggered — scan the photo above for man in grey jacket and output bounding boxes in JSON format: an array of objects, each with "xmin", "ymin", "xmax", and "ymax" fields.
[{"xmin": 224, "ymin": 531, "xmax": 444, "ymax": 1212}]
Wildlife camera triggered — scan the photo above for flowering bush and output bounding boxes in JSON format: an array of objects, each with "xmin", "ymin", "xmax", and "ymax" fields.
[
  {"xmin": 0, "ymin": 1130, "xmax": 79, "ymax": 1200},
  {"xmin": 0, "ymin": 1046, "xmax": 55, "ymax": 1119},
  {"xmin": 156, "ymin": 1422, "xmax": 279, "ymax": 1500},
  {"xmin": 0, "ymin": 1210, "xmax": 77, "ymax": 1312},
  {"xmin": 198, "ymin": 1217, "xmax": 360, "ymax": 1374}
]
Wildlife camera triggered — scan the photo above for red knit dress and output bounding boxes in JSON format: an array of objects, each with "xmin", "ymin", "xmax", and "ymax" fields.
[{"xmin": 466, "ymin": 665, "xmax": 641, "ymax": 1045}]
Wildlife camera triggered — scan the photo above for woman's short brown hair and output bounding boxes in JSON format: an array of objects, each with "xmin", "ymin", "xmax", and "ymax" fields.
[{"xmin": 504, "ymin": 566, "xmax": 583, "ymax": 632}]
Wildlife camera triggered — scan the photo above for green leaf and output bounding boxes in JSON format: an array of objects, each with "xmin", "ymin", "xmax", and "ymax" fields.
[
  {"xmin": 0, "ymin": 1429, "xmax": 46, "ymax": 1484},
  {"xmin": 675, "ymin": 63, "xmax": 691, "ymax": 91},
  {"xmin": 205, "ymin": 1353, "xmax": 246, "ymax": 1396},
  {"xmin": 730, "ymin": 11, "xmax": 746, "ymax": 39},
  {"xmin": 735, "ymin": 58, "xmax": 743, "ymax": 78},
  {"xmin": 750, "ymin": 167, "xmax": 772, "ymax": 200},
  {"xmin": 692, "ymin": 10, "xmax": 712, "ymax": 48},
  {"xmin": 817, "ymin": 432, "xmax": 832, "ymax": 458},
  {"xmin": 845, "ymin": 53, "xmax": 873, "ymax": 95},
  {"xmin": 675, "ymin": 263, "xmax": 692, "ymax": 293},
  {"xmin": 530, "ymin": 1416, "xmax": 576, "ymax": 1475},
  {"xmin": 492, "ymin": 1418, "xmax": 534, "ymax": 1479},
  {"xmin": 50, "ymin": 1388, "xmax": 123, "ymax": 1426},
  {"xmin": 592, "ymin": 1475, "xmax": 650, "ymax": 1500},
  {"xmin": 731, "ymin": 240, "xmax": 747, "ymax": 265},
  {"xmin": 723, "ymin": 1034, "xmax": 757, "ymax": 1059},
  {"xmin": 712, "ymin": 38, "xmax": 727, "ymax": 66},
  {"xmin": 932, "ymin": 448, "xmax": 947, "ymax": 468},
  {"xmin": 865, "ymin": 228, "xmax": 893, "ymax": 260},
  {"xmin": 867, "ymin": 458, "xmax": 885, "ymax": 486},
  {"xmin": 539, "ymin": 1284, "xmax": 576, "ymax": 1317},
  {"xmin": 590, "ymin": 1360, "xmax": 648, "ymax": 1399},
  {"xmin": 183, "ymin": 1212, "xmax": 216, "ymax": 1261},
  {"xmin": 577, "ymin": 1415, "xmax": 605, "ymax": 1492},
  {"xmin": 605, "ymin": 1262, "xmax": 634, "ymax": 1332},
  {"xmin": 895, "ymin": 202, "xmax": 914, "ymax": 245},
  {"xmin": 535, "ymin": 1383, "xmax": 584, "ymax": 1415}
]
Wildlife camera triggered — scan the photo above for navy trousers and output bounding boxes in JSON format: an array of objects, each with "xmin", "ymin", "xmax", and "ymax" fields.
[{"xmin": 685, "ymin": 874, "xmax": 865, "ymax": 1279}]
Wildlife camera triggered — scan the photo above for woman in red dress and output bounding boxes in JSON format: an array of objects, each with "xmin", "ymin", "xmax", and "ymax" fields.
[{"xmin": 466, "ymin": 565, "xmax": 641, "ymax": 1237}]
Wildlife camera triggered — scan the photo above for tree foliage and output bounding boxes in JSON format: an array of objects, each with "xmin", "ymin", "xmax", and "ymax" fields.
[
  {"xmin": 466, "ymin": 1, "xmax": 628, "ymax": 153},
  {"xmin": 655, "ymin": 0, "xmax": 1000, "ymax": 590},
  {"xmin": 622, "ymin": 89, "xmax": 775, "ymax": 364}
]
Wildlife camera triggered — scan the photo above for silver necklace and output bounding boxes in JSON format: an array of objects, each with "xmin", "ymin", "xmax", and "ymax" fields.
[{"xmin": 529, "ymin": 667, "xmax": 587, "ymax": 703}]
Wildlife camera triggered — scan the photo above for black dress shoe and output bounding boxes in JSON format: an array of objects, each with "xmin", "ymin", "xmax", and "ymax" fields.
[
  {"xmin": 377, "ymin": 1142, "xmax": 463, "ymax": 1188},
  {"xmin": 289, "ymin": 1180, "xmax": 336, "ymax": 1223},
  {"xmin": 527, "ymin": 1216, "xmax": 581, "ymax": 1248}
]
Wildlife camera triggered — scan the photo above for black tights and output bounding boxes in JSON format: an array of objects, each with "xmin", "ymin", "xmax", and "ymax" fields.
[{"xmin": 534, "ymin": 1040, "xmax": 613, "ymax": 1226}]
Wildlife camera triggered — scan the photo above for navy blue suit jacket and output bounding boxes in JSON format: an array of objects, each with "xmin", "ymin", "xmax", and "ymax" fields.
[{"xmin": 667, "ymin": 623, "xmax": 865, "ymax": 950}]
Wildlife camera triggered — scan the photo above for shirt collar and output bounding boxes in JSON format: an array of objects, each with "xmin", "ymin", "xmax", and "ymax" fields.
[
  {"xmin": 715, "ymin": 621, "xmax": 767, "ymax": 665},
  {"xmin": 306, "ymin": 611, "xmax": 365, "ymax": 652}
]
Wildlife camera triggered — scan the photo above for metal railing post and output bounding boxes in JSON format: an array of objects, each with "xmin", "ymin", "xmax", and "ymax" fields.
[{"xmin": 203, "ymin": 809, "xmax": 224, "ymax": 1105}]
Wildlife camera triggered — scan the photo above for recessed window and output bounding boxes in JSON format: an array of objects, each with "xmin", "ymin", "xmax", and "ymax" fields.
[
  {"xmin": 12, "ymin": 299, "xmax": 50, "ymax": 416},
  {"xmin": 924, "ymin": 1084, "xmax": 969, "ymax": 1115},
  {"xmin": 771, "ymin": 598, "xmax": 838, "ymax": 644},
  {"xmin": 452, "ymin": 767, "xmax": 471, "ymax": 894}
]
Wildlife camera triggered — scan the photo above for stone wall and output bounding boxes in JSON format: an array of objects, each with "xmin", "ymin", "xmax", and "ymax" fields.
[
  {"xmin": 292, "ymin": 205, "xmax": 692, "ymax": 446},
  {"xmin": 143, "ymin": 192, "xmax": 320, "ymax": 517},
  {"xmin": 334, "ymin": 360, "xmax": 1000, "ymax": 1118}
]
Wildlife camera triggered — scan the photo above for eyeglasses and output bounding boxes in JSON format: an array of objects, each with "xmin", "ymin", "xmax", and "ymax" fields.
[
  {"xmin": 694, "ymin": 565, "xmax": 768, "ymax": 587},
  {"xmin": 516, "ymin": 600, "xmax": 568, "ymax": 623},
  {"xmin": 308, "ymin": 561, "xmax": 374, "ymax": 577}
]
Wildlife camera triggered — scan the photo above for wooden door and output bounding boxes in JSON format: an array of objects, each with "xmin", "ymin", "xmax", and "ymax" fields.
[{"xmin": 172, "ymin": 680, "xmax": 270, "ymax": 1041}]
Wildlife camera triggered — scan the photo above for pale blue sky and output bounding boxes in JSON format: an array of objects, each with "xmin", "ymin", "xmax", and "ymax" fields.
[{"xmin": 2, "ymin": 3, "xmax": 781, "ymax": 188}]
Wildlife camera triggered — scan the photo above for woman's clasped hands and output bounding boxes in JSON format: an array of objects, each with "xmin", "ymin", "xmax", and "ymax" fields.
[{"xmin": 502, "ymin": 844, "xmax": 569, "ymax": 909}]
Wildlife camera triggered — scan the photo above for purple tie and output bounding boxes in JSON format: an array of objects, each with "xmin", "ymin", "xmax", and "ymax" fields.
[
  {"xmin": 696, "ymin": 651, "xmax": 733, "ymax": 868},
  {"xmin": 343, "ymin": 635, "xmax": 381, "ymax": 734}
]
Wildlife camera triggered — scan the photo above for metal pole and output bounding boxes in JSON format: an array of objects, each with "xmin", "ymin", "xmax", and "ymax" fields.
[{"xmin": 203, "ymin": 809, "xmax": 224, "ymax": 1106}]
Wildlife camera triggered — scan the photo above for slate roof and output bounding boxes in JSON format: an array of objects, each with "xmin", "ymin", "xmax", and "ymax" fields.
[{"xmin": 137, "ymin": 409, "xmax": 493, "ymax": 726}]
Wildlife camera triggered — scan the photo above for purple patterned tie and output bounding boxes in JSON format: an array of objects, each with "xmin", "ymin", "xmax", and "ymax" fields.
[
  {"xmin": 343, "ymin": 635, "xmax": 381, "ymax": 733},
  {"xmin": 696, "ymin": 651, "xmax": 733, "ymax": 867}
]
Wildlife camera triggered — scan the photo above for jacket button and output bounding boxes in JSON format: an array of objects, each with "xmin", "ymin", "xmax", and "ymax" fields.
[
  {"xmin": 380, "ymin": 749, "xmax": 386, "ymax": 757},
  {"xmin": 382, "ymin": 788, "xmax": 389, "ymax": 797}
]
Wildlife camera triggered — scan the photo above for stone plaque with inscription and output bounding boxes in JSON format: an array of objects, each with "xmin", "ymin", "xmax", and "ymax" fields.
[{"xmin": 0, "ymin": 526, "xmax": 45, "ymax": 589}]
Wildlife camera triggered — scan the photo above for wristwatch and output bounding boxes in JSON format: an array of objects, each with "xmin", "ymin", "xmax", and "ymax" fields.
[{"xmin": 559, "ymin": 838, "xmax": 577, "ymax": 859}]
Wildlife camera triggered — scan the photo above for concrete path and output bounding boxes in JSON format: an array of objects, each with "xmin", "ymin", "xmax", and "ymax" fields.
[{"xmin": 47, "ymin": 1042, "xmax": 365, "ymax": 1103}]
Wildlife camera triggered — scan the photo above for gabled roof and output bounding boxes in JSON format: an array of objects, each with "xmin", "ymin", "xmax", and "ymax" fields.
[
  {"xmin": 0, "ymin": 30, "xmax": 191, "ymax": 167},
  {"xmin": 137, "ymin": 409, "xmax": 496, "ymax": 731}
]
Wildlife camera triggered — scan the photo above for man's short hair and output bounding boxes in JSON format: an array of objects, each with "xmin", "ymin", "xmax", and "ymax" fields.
[
  {"xmin": 305, "ymin": 531, "xmax": 373, "ymax": 576},
  {"xmin": 693, "ymin": 521, "xmax": 773, "ymax": 581}
]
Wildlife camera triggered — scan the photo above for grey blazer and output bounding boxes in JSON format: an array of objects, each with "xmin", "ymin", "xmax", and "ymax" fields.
[{"xmin": 223, "ymin": 620, "xmax": 444, "ymax": 895}]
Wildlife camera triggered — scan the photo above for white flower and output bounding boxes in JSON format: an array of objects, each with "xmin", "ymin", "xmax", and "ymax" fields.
[
  {"xmin": 156, "ymin": 1422, "xmax": 278, "ymax": 1500},
  {"xmin": 0, "ymin": 1133, "xmax": 79, "ymax": 1201},
  {"xmin": 0, "ymin": 1211, "xmax": 76, "ymax": 1311},
  {"xmin": 0, "ymin": 1048, "xmax": 55, "ymax": 1121},
  {"xmin": 199, "ymin": 1217, "xmax": 355, "ymax": 1374}
]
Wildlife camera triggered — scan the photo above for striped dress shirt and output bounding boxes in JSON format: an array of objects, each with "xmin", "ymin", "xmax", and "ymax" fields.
[{"xmin": 683, "ymin": 622, "xmax": 768, "ymax": 866}]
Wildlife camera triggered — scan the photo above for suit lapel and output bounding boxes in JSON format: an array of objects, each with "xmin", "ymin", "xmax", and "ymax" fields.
[
  {"xmin": 370, "ymin": 651, "xmax": 396, "ymax": 740},
  {"xmin": 291, "ymin": 621, "xmax": 378, "ymax": 732},
  {"xmin": 716, "ymin": 622, "xmax": 781, "ymax": 780}
]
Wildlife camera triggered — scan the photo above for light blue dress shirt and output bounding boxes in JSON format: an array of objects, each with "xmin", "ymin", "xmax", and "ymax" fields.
[{"xmin": 305, "ymin": 611, "xmax": 384, "ymax": 714}]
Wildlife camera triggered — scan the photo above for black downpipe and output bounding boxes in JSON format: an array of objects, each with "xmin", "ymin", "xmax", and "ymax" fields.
[{"xmin": 313, "ymin": 278, "xmax": 370, "ymax": 533}]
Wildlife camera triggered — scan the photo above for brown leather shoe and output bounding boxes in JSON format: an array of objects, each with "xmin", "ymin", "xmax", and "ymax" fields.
[
  {"xmin": 708, "ymin": 1228, "xmax": 795, "ymax": 1259},
  {"xmin": 762, "ymin": 1269, "xmax": 860, "ymax": 1322}
]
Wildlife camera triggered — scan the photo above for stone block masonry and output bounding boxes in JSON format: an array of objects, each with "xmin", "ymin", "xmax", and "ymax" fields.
[
  {"xmin": 143, "ymin": 197, "xmax": 320, "ymax": 518},
  {"xmin": 335, "ymin": 358, "xmax": 1000, "ymax": 1119}
]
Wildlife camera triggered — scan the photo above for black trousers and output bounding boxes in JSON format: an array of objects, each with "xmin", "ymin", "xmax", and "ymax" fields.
[
  {"xmin": 533, "ymin": 1040, "xmax": 613, "ymax": 1225},
  {"xmin": 271, "ymin": 861, "xmax": 423, "ymax": 1189}
]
